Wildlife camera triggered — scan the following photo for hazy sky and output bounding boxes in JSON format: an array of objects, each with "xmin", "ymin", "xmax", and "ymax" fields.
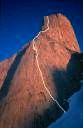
[{"xmin": 0, "ymin": 1, "xmax": 83, "ymax": 127}]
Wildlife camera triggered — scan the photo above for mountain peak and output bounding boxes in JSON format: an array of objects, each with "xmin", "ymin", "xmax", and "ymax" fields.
[
  {"xmin": 41, "ymin": 14, "xmax": 80, "ymax": 52},
  {"xmin": 0, "ymin": 13, "xmax": 81, "ymax": 128}
]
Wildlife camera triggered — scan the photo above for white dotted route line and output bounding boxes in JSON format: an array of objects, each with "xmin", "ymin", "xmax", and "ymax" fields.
[{"xmin": 32, "ymin": 16, "xmax": 66, "ymax": 113}]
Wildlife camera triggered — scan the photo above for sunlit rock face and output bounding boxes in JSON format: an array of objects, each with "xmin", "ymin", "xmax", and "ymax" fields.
[{"xmin": 0, "ymin": 14, "xmax": 81, "ymax": 128}]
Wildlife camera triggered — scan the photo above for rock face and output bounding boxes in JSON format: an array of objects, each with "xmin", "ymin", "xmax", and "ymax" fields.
[{"xmin": 0, "ymin": 14, "xmax": 81, "ymax": 128}]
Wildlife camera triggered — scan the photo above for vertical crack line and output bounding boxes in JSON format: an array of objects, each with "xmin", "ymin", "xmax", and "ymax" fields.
[{"xmin": 32, "ymin": 16, "xmax": 66, "ymax": 113}]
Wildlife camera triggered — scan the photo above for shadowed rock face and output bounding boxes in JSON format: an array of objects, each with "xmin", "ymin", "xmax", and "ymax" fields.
[{"xmin": 0, "ymin": 14, "xmax": 82, "ymax": 128}]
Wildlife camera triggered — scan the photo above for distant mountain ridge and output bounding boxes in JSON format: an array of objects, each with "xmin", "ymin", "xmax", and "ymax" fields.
[{"xmin": 0, "ymin": 14, "xmax": 81, "ymax": 128}]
